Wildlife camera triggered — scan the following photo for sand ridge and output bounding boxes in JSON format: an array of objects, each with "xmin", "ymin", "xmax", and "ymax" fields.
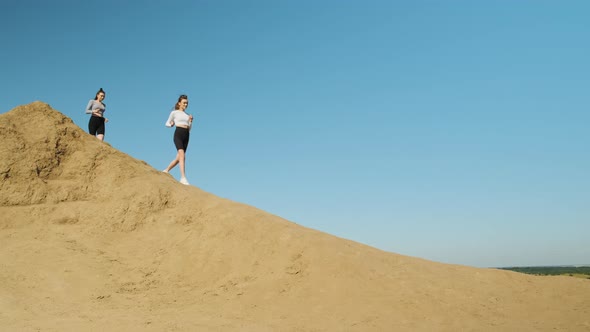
[{"xmin": 1, "ymin": 102, "xmax": 589, "ymax": 331}]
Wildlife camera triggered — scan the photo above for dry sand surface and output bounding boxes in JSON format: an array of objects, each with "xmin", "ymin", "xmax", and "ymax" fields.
[{"xmin": 1, "ymin": 102, "xmax": 589, "ymax": 331}]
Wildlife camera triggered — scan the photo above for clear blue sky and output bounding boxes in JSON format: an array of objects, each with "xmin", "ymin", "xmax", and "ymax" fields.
[{"xmin": 1, "ymin": 0, "xmax": 588, "ymax": 268}]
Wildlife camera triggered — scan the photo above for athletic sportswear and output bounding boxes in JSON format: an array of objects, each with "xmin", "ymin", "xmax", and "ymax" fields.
[
  {"xmin": 86, "ymin": 100, "xmax": 106, "ymax": 136},
  {"xmin": 165, "ymin": 110, "xmax": 192, "ymax": 128},
  {"xmin": 173, "ymin": 127, "xmax": 190, "ymax": 152},
  {"xmin": 85, "ymin": 100, "xmax": 105, "ymax": 117},
  {"xmin": 88, "ymin": 116, "xmax": 105, "ymax": 135}
]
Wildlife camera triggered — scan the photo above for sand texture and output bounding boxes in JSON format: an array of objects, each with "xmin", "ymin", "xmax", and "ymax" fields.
[{"xmin": 1, "ymin": 102, "xmax": 589, "ymax": 331}]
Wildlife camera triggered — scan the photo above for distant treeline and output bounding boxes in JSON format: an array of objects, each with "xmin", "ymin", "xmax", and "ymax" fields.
[{"xmin": 498, "ymin": 266, "xmax": 590, "ymax": 276}]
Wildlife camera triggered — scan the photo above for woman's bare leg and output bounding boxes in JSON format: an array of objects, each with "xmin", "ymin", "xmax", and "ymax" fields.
[
  {"xmin": 164, "ymin": 151, "xmax": 181, "ymax": 172},
  {"xmin": 178, "ymin": 149, "xmax": 186, "ymax": 179}
]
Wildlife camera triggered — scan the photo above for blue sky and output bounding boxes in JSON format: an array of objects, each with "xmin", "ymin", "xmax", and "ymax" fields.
[{"xmin": 1, "ymin": 0, "xmax": 588, "ymax": 268}]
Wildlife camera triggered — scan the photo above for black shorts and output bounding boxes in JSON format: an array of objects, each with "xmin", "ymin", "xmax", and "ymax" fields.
[
  {"xmin": 88, "ymin": 116, "xmax": 105, "ymax": 136},
  {"xmin": 173, "ymin": 127, "xmax": 190, "ymax": 152}
]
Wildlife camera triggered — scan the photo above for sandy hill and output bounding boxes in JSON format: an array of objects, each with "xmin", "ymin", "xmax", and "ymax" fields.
[{"xmin": 0, "ymin": 102, "xmax": 589, "ymax": 331}]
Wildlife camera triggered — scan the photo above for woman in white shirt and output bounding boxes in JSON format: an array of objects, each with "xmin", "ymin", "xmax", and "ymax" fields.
[{"xmin": 163, "ymin": 94, "xmax": 193, "ymax": 185}]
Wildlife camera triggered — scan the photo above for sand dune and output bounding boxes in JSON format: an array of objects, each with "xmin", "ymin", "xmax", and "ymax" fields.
[{"xmin": 1, "ymin": 102, "xmax": 589, "ymax": 331}]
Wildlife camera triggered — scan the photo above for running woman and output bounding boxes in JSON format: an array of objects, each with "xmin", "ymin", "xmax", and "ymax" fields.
[
  {"xmin": 163, "ymin": 94, "xmax": 193, "ymax": 185},
  {"xmin": 85, "ymin": 88, "xmax": 108, "ymax": 141}
]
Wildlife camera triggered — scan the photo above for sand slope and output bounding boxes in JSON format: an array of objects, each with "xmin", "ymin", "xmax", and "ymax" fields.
[{"xmin": 1, "ymin": 102, "xmax": 589, "ymax": 331}]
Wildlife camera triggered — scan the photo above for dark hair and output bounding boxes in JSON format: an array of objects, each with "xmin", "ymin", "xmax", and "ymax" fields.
[
  {"xmin": 174, "ymin": 94, "xmax": 188, "ymax": 110},
  {"xmin": 94, "ymin": 88, "xmax": 106, "ymax": 100}
]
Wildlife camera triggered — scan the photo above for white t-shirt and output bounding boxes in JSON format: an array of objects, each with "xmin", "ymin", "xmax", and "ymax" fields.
[{"xmin": 165, "ymin": 110, "xmax": 192, "ymax": 128}]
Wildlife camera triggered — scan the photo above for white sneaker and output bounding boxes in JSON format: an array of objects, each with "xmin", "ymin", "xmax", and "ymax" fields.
[
  {"xmin": 179, "ymin": 177, "xmax": 190, "ymax": 185},
  {"xmin": 162, "ymin": 169, "xmax": 169, "ymax": 173}
]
